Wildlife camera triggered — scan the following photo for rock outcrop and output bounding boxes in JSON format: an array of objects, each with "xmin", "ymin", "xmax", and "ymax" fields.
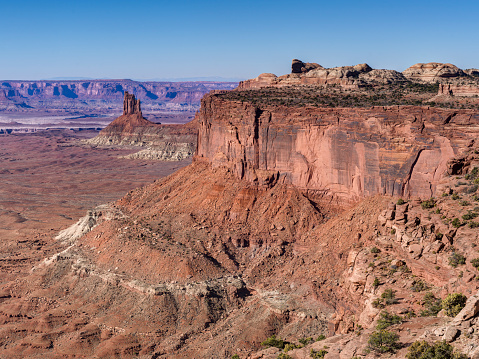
[
  {"xmin": 87, "ymin": 92, "xmax": 197, "ymax": 161},
  {"xmin": 196, "ymin": 93, "xmax": 479, "ymax": 203},
  {"xmin": 403, "ymin": 62, "xmax": 466, "ymax": 82}
]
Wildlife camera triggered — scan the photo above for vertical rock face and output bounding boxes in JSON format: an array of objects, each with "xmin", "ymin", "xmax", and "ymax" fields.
[
  {"xmin": 123, "ymin": 91, "xmax": 142, "ymax": 116},
  {"xmin": 196, "ymin": 94, "xmax": 479, "ymax": 203}
]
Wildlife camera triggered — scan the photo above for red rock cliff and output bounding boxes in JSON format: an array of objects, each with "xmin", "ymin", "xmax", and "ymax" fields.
[{"xmin": 196, "ymin": 94, "xmax": 479, "ymax": 202}]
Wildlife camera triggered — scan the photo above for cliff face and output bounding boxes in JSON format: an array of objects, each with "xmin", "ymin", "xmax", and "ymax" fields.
[{"xmin": 196, "ymin": 94, "xmax": 479, "ymax": 202}]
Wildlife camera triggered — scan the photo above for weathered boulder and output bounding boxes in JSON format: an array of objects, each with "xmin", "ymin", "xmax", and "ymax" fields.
[
  {"xmin": 452, "ymin": 291, "xmax": 479, "ymax": 324},
  {"xmin": 403, "ymin": 62, "xmax": 465, "ymax": 82}
]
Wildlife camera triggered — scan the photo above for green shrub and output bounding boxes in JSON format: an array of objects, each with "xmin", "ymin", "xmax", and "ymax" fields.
[
  {"xmin": 469, "ymin": 221, "xmax": 479, "ymax": 228},
  {"xmin": 451, "ymin": 218, "xmax": 462, "ymax": 228},
  {"xmin": 310, "ymin": 349, "xmax": 327, "ymax": 358},
  {"xmin": 284, "ymin": 343, "xmax": 301, "ymax": 352},
  {"xmin": 420, "ymin": 292, "xmax": 442, "ymax": 317},
  {"xmin": 421, "ymin": 199, "xmax": 436, "ymax": 209},
  {"xmin": 298, "ymin": 337, "xmax": 314, "ymax": 346},
  {"xmin": 435, "ymin": 233, "xmax": 444, "ymax": 240},
  {"xmin": 452, "ymin": 193, "xmax": 460, "ymax": 200},
  {"xmin": 232, "ymin": 355, "xmax": 240, "ymax": 359},
  {"xmin": 376, "ymin": 311, "xmax": 402, "ymax": 330},
  {"xmin": 315, "ymin": 334, "xmax": 326, "ymax": 341},
  {"xmin": 277, "ymin": 353, "xmax": 292, "ymax": 359},
  {"xmin": 406, "ymin": 340, "xmax": 468, "ymax": 359},
  {"xmin": 397, "ymin": 198, "xmax": 406, "ymax": 205},
  {"xmin": 373, "ymin": 277, "xmax": 380, "ymax": 288},
  {"xmin": 381, "ymin": 289, "xmax": 398, "ymax": 305},
  {"xmin": 372, "ymin": 298, "xmax": 385, "ymax": 309},
  {"xmin": 371, "ymin": 246, "xmax": 380, "ymax": 253},
  {"xmin": 471, "ymin": 258, "xmax": 479, "ymax": 269},
  {"xmin": 411, "ymin": 279, "xmax": 429, "ymax": 292},
  {"xmin": 448, "ymin": 252, "xmax": 466, "ymax": 268},
  {"xmin": 442, "ymin": 293, "xmax": 467, "ymax": 317},
  {"xmin": 367, "ymin": 330, "xmax": 400, "ymax": 353},
  {"xmin": 459, "ymin": 200, "xmax": 470, "ymax": 206},
  {"xmin": 261, "ymin": 335, "xmax": 286, "ymax": 349},
  {"xmin": 462, "ymin": 211, "xmax": 478, "ymax": 220}
]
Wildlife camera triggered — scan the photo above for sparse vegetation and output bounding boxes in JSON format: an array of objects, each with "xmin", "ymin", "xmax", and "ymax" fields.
[
  {"xmin": 397, "ymin": 198, "xmax": 406, "ymax": 205},
  {"xmin": 310, "ymin": 349, "xmax": 328, "ymax": 358},
  {"xmin": 471, "ymin": 258, "xmax": 479, "ymax": 269},
  {"xmin": 261, "ymin": 335, "xmax": 286, "ymax": 349},
  {"xmin": 284, "ymin": 343, "xmax": 301, "ymax": 352},
  {"xmin": 277, "ymin": 353, "xmax": 292, "ymax": 359},
  {"xmin": 406, "ymin": 340, "xmax": 468, "ymax": 359},
  {"xmin": 376, "ymin": 311, "xmax": 402, "ymax": 330},
  {"xmin": 381, "ymin": 289, "xmax": 398, "ymax": 305},
  {"xmin": 448, "ymin": 252, "xmax": 466, "ymax": 267},
  {"xmin": 316, "ymin": 334, "xmax": 326, "ymax": 341},
  {"xmin": 421, "ymin": 198, "xmax": 436, "ymax": 209},
  {"xmin": 451, "ymin": 218, "xmax": 462, "ymax": 228},
  {"xmin": 367, "ymin": 330, "xmax": 401, "ymax": 354},
  {"xmin": 420, "ymin": 292, "xmax": 442, "ymax": 317},
  {"xmin": 299, "ymin": 337, "xmax": 314, "ymax": 346},
  {"xmin": 373, "ymin": 277, "xmax": 380, "ymax": 288},
  {"xmin": 411, "ymin": 279, "xmax": 429, "ymax": 292},
  {"xmin": 371, "ymin": 246, "xmax": 380, "ymax": 253},
  {"xmin": 442, "ymin": 293, "xmax": 467, "ymax": 317},
  {"xmin": 232, "ymin": 355, "xmax": 240, "ymax": 359}
]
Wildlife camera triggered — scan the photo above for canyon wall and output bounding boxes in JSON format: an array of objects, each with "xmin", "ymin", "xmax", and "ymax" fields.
[{"xmin": 196, "ymin": 94, "xmax": 479, "ymax": 202}]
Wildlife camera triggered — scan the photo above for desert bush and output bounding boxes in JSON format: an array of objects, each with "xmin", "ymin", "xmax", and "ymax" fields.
[
  {"xmin": 397, "ymin": 198, "xmax": 406, "ymax": 205},
  {"xmin": 448, "ymin": 252, "xmax": 466, "ymax": 268},
  {"xmin": 376, "ymin": 311, "xmax": 402, "ymax": 330},
  {"xmin": 420, "ymin": 292, "xmax": 442, "ymax": 317},
  {"xmin": 261, "ymin": 335, "xmax": 285, "ymax": 349},
  {"xmin": 277, "ymin": 353, "xmax": 292, "ymax": 359},
  {"xmin": 411, "ymin": 279, "xmax": 429, "ymax": 292},
  {"xmin": 310, "ymin": 349, "xmax": 328, "ymax": 358},
  {"xmin": 367, "ymin": 330, "xmax": 400, "ymax": 353},
  {"xmin": 442, "ymin": 293, "xmax": 467, "ymax": 317},
  {"xmin": 371, "ymin": 246, "xmax": 380, "ymax": 253},
  {"xmin": 462, "ymin": 211, "xmax": 478, "ymax": 220},
  {"xmin": 469, "ymin": 221, "xmax": 479, "ymax": 228},
  {"xmin": 231, "ymin": 355, "xmax": 240, "ymax": 359},
  {"xmin": 471, "ymin": 258, "xmax": 479, "ymax": 269},
  {"xmin": 406, "ymin": 340, "xmax": 468, "ymax": 359},
  {"xmin": 372, "ymin": 298, "xmax": 385, "ymax": 309},
  {"xmin": 298, "ymin": 337, "xmax": 314, "ymax": 346},
  {"xmin": 316, "ymin": 334, "xmax": 326, "ymax": 341},
  {"xmin": 421, "ymin": 199, "xmax": 435, "ymax": 209},
  {"xmin": 381, "ymin": 289, "xmax": 398, "ymax": 305},
  {"xmin": 452, "ymin": 193, "xmax": 460, "ymax": 200},
  {"xmin": 459, "ymin": 200, "xmax": 470, "ymax": 206},
  {"xmin": 285, "ymin": 343, "xmax": 301, "ymax": 352},
  {"xmin": 373, "ymin": 277, "xmax": 380, "ymax": 288},
  {"xmin": 451, "ymin": 218, "xmax": 462, "ymax": 228}
]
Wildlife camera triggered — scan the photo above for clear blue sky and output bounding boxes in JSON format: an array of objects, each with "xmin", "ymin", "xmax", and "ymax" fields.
[{"xmin": 1, "ymin": 0, "xmax": 478, "ymax": 80}]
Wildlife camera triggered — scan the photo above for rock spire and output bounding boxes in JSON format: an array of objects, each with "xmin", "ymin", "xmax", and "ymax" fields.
[{"xmin": 123, "ymin": 91, "xmax": 142, "ymax": 116}]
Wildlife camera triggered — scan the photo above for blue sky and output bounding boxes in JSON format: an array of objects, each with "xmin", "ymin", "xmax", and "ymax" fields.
[{"xmin": 1, "ymin": 0, "xmax": 478, "ymax": 80}]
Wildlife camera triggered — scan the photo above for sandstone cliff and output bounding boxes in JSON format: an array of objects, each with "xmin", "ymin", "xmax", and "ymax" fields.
[
  {"xmin": 196, "ymin": 93, "xmax": 479, "ymax": 203},
  {"xmin": 87, "ymin": 92, "xmax": 197, "ymax": 161}
]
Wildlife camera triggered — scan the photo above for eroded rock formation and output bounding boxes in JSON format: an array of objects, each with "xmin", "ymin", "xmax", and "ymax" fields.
[
  {"xmin": 87, "ymin": 92, "xmax": 197, "ymax": 161},
  {"xmin": 196, "ymin": 93, "xmax": 479, "ymax": 203}
]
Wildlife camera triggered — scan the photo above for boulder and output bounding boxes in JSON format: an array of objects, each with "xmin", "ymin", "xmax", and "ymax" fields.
[{"xmin": 452, "ymin": 291, "xmax": 479, "ymax": 324}]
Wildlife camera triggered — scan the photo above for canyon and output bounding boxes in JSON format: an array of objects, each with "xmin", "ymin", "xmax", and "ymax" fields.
[
  {"xmin": 0, "ymin": 79, "xmax": 237, "ymax": 130},
  {"xmin": 1, "ymin": 61, "xmax": 479, "ymax": 358}
]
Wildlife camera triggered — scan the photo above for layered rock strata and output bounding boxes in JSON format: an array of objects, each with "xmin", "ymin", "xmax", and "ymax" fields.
[
  {"xmin": 196, "ymin": 93, "xmax": 479, "ymax": 202},
  {"xmin": 87, "ymin": 92, "xmax": 196, "ymax": 161}
]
